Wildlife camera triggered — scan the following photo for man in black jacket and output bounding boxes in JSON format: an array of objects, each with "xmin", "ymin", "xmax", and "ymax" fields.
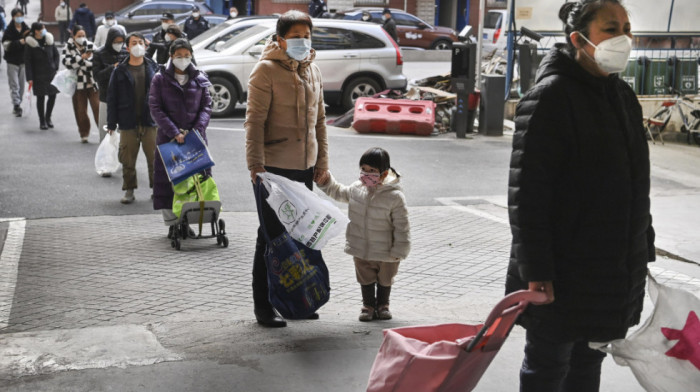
[
  {"xmin": 381, "ymin": 8, "xmax": 399, "ymax": 44},
  {"xmin": 308, "ymin": 0, "xmax": 327, "ymax": 18},
  {"xmin": 2, "ymin": 8, "xmax": 29, "ymax": 116},
  {"xmin": 146, "ymin": 12, "xmax": 176, "ymax": 65},
  {"xmin": 107, "ymin": 33, "xmax": 158, "ymax": 204},
  {"xmin": 93, "ymin": 26, "xmax": 127, "ymax": 146},
  {"xmin": 183, "ymin": 6, "xmax": 209, "ymax": 40}
]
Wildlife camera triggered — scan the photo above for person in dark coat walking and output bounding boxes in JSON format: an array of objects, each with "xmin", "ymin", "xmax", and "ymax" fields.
[
  {"xmin": 148, "ymin": 23, "xmax": 185, "ymax": 65},
  {"xmin": 149, "ymin": 38, "xmax": 212, "ymax": 233},
  {"xmin": 183, "ymin": 6, "xmax": 209, "ymax": 40},
  {"xmin": 69, "ymin": 3, "xmax": 96, "ymax": 40},
  {"xmin": 146, "ymin": 12, "xmax": 176, "ymax": 65},
  {"xmin": 505, "ymin": 1, "xmax": 655, "ymax": 390},
  {"xmin": 381, "ymin": 8, "xmax": 399, "ymax": 44},
  {"xmin": 107, "ymin": 32, "xmax": 158, "ymax": 204},
  {"xmin": 24, "ymin": 22, "xmax": 59, "ymax": 130},
  {"xmin": 92, "ymin": 26, "xmax": 126, "ymax": 144},
  {"xmin": 307, "ymin": 0, "xmax": 327, "ymax": 18},
  {"xmin": 3, "ymin": 8, "xmax": 29, "ymax": 117}
]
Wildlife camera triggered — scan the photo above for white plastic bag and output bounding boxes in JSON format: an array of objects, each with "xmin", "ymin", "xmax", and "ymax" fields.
[
  {"xmin": 22, "ymin": 83, "xmax": 32, "ymax": 118},
  {"xmin": 591, "ymin": 273, "xmax": 700, "ymax": 392},
  {"xmin": 95, "ymin": 132, "xmax": 121, "ymax": 176},
  {"xmin": 51, "ymin": 69, "xmax": 77, "ymax": 97},
  {"xmin": 258, "ymin": 172, "xmax": 349, "ymax": 250}
]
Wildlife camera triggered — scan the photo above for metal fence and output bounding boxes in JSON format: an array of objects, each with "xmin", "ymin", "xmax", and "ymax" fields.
[{"xmin": 533, "ymin": 34, "xmax": 700, "ymax": 96}]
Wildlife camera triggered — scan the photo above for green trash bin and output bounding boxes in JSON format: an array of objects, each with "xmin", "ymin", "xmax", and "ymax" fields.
[
  {"xmin": 621, "ymin": 58, "xmax": 646, "ymax": 94},
  {"xmin": 668, "ymin": 57, "xmax": 698, "ymax": 95},
  {"xmin": 644, "ymin": 59, "xmax": 670, "ymax": 95}
]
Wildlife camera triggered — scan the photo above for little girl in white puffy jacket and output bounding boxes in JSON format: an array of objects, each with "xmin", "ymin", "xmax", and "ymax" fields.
[{"xmin": 316, "ymin": 147, "xmax": 410, "ymax": 321}]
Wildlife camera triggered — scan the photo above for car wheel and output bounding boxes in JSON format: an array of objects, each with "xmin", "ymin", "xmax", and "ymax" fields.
[
  {"xmin": 431, "ymin": 39, "xmax": 452, "ymax": 50},
  {"xmin": 342, "ymin": 77, "xmax": 381, "ymax": 110},
  {"xmin": 208, "ymin": 76, "xmax": 238, "ymax": 118}
]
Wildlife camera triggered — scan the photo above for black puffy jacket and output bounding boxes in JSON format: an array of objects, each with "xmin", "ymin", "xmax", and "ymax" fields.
[
  {"xmin": 24, "ymin": 33, "xmax": 60, "ymax": 96},
  {"xmin": 505, "ymin": 44, "xmax": 655, "ymax": 342},
  {"xmin": 92, "ymin": 27, "xmax": 127, "ymax": 102}
]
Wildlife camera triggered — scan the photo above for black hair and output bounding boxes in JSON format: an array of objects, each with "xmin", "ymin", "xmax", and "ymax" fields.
[
  {"xmin": 126, "ymin": 32, "xmax": 145, "ymax": 46},
  {"xmin": 30, "ymin": 22, "xmax": 44, "ymax": 35},
  {"xmin": 72, "ymin": 24, "xmax": 85, "ymax": 35},
  {"xmin": 11, "ymin": 8, "xmax": 24, "ymax": 18},
  {"xmin": 276, "ymin": 10, "xmax": 313, "ymax": 38},
  {"xmin": 79, "ymin": 3, "xmax": 87, "ymax": 8},
  {"xmin": 559, "ymin": 0, "xmax": 624, "ymax": 50},
  {"xmin": 359, "ymin": 147, "xmax": 397, "ymax": 176},
  {"xmin": 169, "ymin": 38, "xmax": 192, "ymax": 56},
  {"xmin": 165, "ymin": 24, "xmax": 183, "ymax": 38}
]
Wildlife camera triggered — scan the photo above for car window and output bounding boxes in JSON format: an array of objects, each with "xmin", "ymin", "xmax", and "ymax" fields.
[
  {"xmin": 132, "ymin": 4, "xmax": 162, "ymax": 16},
  {"xmin": 393, "ymin": 13, "xmax": 423, "ymax": 28},
  {"xmin": 311, "ymin": 27, "xmax": 385, "ymax": 50},
  {"xmin": 162, "ymin": 4, "xmax": 193, "ymax": 14},
  {"xmin": 218, "ymin": 24, "xmax": 271, "ymax": 51},
  {"xmin": 205, "ymin": 25, "xmax": 256, "ymax": 50},
  {"xmin": 369, "ymin": 12, "xmax": 383, "ymax": 23},
  {"xmin": 484, "ymin": 12, "xmax": 503, "ymax": 29},
  {"xmin": 352, "ymin": 31, "xmax": 385, "ymax": 49}
]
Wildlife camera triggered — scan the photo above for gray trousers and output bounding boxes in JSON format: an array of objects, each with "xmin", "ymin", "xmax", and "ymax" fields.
[
  {"xmin": 98, "ymin": 101, "xmax": 108, "ymax": 142},
  {"xmin": 7, "ymin": 63, "xmax": 25, "ymax": 106}
]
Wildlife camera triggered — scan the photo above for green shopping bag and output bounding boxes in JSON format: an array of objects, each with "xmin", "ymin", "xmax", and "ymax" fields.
[{"xmin": 172, "ymin": 174, "xmax": 220, "ymax": 218}]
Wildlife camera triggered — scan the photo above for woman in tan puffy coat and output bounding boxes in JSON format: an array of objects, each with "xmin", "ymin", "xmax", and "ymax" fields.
[
  {"xmin": 244, "ymin": 10, "xmax": 329, "ymax": 328},
  {"xmin": 317, "ymin": 148, "xmax": 410, "ymax": 321}
]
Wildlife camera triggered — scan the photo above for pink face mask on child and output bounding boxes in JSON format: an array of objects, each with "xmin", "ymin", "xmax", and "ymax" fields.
[{"xmin": 360, "ymin": 171, "xmax": 382, "ymax": 187}]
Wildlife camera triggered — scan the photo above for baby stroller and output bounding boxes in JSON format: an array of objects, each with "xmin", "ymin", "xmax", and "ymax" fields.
[
  {"xmin": 169, "ymin": 173, "xmax": 228, "ymax": 251},
  {"xmin": 366, "ymin": 290, "xmax": 547, "ymax": 392}
]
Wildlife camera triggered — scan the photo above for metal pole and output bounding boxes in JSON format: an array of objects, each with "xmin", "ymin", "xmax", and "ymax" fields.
[
  {"xmin": 476, "ymin": 0, "xmax": 485, "ymax": 89},
  {"xmin": 504, "ymin": 0, "xmax": 515, "ymax": 99}
]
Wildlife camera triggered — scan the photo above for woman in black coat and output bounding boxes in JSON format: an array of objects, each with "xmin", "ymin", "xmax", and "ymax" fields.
[
  {"xmin": 24, "ymin": 22, "xmax": 60, "ymax": 130},
  {"xmin": 505, "ymin": 1, "xmax": 655, "ymax": 390}
]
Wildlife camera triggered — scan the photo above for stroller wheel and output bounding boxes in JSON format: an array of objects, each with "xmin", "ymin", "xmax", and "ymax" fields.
[
  {"xmin": 173, "ymin": 239, "xmax": 181, "ymax": 250},
  {"xmin": 170, "ymin": 239, "xmax": 176, "ymax": 248},
  {"xmin": 219, "ymin": 219, "xmax": 226, "ymax": 234},
  {"xmin": 221, "ymin": 236, "xmax": 229, "ymax": 248},
  {"xmin": 216, "ymin": 235, "xmax": 223, "ymax": 245}
]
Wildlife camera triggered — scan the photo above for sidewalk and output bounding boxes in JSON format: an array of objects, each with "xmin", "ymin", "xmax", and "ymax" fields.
[{"xmin": 1, "ymin": 205, "xmax": 700, "ymax": 390}]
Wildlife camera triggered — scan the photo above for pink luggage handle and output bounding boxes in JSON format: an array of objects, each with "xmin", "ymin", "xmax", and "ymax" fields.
[{"xmin": 463, "ymin": 290, "xmax": 548, "ymax": 353}]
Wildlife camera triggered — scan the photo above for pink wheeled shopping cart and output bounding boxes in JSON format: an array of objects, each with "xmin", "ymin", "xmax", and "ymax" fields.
[{"xmin": 366, "ymin": 290, "xmax": 547, "ymax": 392}]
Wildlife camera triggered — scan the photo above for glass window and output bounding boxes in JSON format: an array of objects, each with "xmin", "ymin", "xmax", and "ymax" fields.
[
  {"xmin": 351, "ymin": 31, "xmax": 385, "ymax": 49},
  {"xmin": 393, "ymin": 13, "xmax": 422, "ymax": 28},
  {"xmin": 484, "ymin": 12, "xmax": 503, "ymax": 29},
  {"xmin": 312, "ymin": 27, "xmax": 354, "ymax": 50},
  {"xmin": 205, "ymin": 25, "xmax": 256, "ymax": 50},
  {"xmin": 162, "ymin": 4, "xmax": 194, "ymax": 15},
  {"xmin": 132, "ymin": 4, "xmax": 162, "ymax": 16}
]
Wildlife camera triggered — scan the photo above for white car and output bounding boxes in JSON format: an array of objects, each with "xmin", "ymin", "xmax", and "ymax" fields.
[
  {"xmin": 194, "ymin": 19, "xmax": 407, "ymax": 116},
  {"xmin": 482, "ymin": 9, "xmax": 509, "ymax": 57}
]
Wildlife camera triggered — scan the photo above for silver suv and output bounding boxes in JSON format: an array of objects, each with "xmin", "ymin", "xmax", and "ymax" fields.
[{"xmin": 193, "ymin": 19, "xmax": 407, "ymax": 116}]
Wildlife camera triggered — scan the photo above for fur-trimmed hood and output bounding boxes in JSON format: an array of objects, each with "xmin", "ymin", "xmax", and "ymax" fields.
[{"xmin": 26, "ymin": 32, "xmax": 55, "ymax": 48}]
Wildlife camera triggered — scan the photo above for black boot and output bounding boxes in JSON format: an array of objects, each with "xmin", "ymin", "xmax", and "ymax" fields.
[
  {"xmin": 37, "ymin": 100, "xmax": 47, "ymax": 130},
  {"xmin": 359, "ymin": 283, "xmax": 376, "ymax": 321},
  {"xmin": 254, "ymin": 307, "xmax": 287, "ymax": 328},
  {"xmin": 45, "ymin": 95, "xmax": 56, "ymax": 128},
  {"xmin": 377, "ymin": 285, "xmax": 392, "ymax": 320}
]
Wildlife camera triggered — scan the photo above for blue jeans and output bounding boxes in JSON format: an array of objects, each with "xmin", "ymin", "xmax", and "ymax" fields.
[{"xmin": 520, "ymin": 330, "xmax": 607, "ymax": 392}]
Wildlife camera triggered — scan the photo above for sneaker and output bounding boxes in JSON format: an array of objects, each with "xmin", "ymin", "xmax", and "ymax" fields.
[
  {"xmin": 15, "ymin": 106, "xmax": 22, "ymax": 117},
  {"xmin": 100, "ymin": 172, "xmax": 112, "ymax": 178},
  {"xmin": 377, "ymin": 305, "xmax": 392, "ymax": 320},
  {"xmin": 12, "ymin": 105, "xmax": 19, "ymax": 115},
  {"xmin": 359, "ymin": 306, "xmax": 376, "ymax": 322},
  {"xmin": 81, "ymin": 137, "xmax": 88, "ymax": 143},
  {"xmin": 40, "ymin": 122, "xmax": 48, "ymax": 130},
  {"xmin": 120, "ymin": 189, "xmax": 135, "ymax": 204},
  {"xmin": 167, "ymin": 225, "xmax": 175, "ymax": 239},
  {"xmin": 46, "ymin": 118, "xmax": 54, "ymax": 128}
]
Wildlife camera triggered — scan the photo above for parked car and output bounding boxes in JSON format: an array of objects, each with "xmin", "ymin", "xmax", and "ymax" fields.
[
  {"xmin": 96, "ymin": 0, "xmax": 214, "ymax": 33},
  {"xmin": 331, "ymin": 8, "xmax": 458, "ymax": 50},
  {"xmin": 137, "ymin": 14, "xmax": 228, "ymax": 42},
  {"xmin": 482, "ymin": 9, "xmax": 508, "ymax": 56},
  {"xmin": 194, "ymin": 19, "xmax": 407, "ymax": 116}
]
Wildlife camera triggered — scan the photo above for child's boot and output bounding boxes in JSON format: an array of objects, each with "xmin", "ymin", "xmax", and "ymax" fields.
[
  {"xmin": 359, "ymin": 283, "xmax": 376, "ymax": 322},
  {"xmin": 377, "ymin": 285, "xmax": 392, "ymax": 320}
]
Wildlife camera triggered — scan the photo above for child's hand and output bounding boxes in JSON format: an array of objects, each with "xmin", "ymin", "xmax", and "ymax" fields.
[{"xmin": 314, "ymin": 168, "xmax": 329, "ymax": 186}]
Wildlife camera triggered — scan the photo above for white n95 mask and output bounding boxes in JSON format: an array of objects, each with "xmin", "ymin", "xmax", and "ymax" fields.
[{"xmin": 578, "ymin": 33, "xmax": 632, "ymax": 74}]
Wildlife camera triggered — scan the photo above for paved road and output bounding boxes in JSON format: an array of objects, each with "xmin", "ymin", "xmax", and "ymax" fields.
[{"xmin": 1, "ymin": 8, "xmax": 700, "ymax": 389}]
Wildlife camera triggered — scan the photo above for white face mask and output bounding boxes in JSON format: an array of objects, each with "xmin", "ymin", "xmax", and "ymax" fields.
[
  {"xmin": 192, "ymin": 12, "xmax": 200, "ymax": 18},
  {"xmin": 104, "ymin": 19, "xmax": 115, "ymax": 26},
  {"xmin": 284, "ymin": 38, "xmax": 312, "ymax": 61},
  {"xmin": 578, "ymin": 33, "xmax": 632, "ymax": 74},
  {"xmin": 75, "ymin": 37, "xmax": 86, "ymax": 45},
  {"xmin": 60, "ymin": 2, "xmax": 66, "ymax": 7},
  {"xmin": 165, "ymin": 34, "xmax": 172, "ymax": 42},
  {"xmin": 172, "ymin": 57, "xmax": 192, "ymax": 71},
  {"xmin": 130, "ymin": 44, "xmax": 146, "ymax": 58},
  {"xmin": 162, "ymin": 22, "xmax": 170, "ymax": 31},
  {"xmin": 112, "ymin": 42, "xmax": 123, "ymax": 52},
  {"xmin": 230, "ymin": 11, "xmax": 238, "ymax": 17}
]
